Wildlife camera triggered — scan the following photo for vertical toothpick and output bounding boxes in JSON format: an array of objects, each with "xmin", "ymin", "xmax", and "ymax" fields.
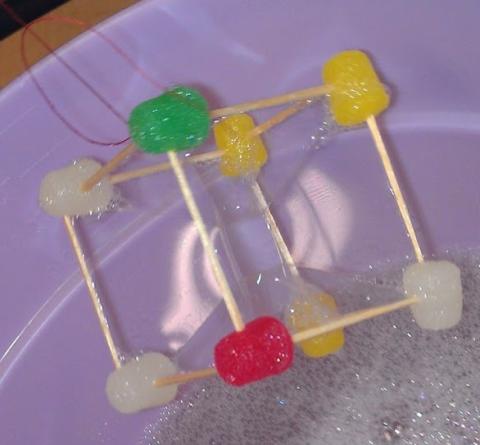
[
  {"xmin": 167, "ymin": 151, "xmax": 245, "ymax": 332},
  {"xmin": 63, "ymin": 216, "xmax": 122, "ymax": 369},
  {"xmin": 366, "ymin": 116, "xmax": 424, "ymax": 263},
  {"xmin": 250, "ymin": 179, "xmax": 299, "ymax": 277}
]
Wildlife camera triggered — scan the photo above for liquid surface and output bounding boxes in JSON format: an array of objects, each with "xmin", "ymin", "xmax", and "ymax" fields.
[{"xmin": 144, "ymin": 253, "xmax": 480, "ymax": 445}]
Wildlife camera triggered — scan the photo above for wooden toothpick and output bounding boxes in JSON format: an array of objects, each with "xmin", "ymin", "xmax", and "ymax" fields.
[
  {"xmin": 82, "ymin": 143, "xmax": 136, "ymax": 192},
  {"xmin": 63, "ymin": 216, "xmax": 122, "ymax": 369},
  {"xmin": 250, "ymin": 179, "xmax": 299, "ymax": 277},
  {"xmin": 154, "ymin": 295, "xmax": 418, "ymax": 388},
  {"xmin": 247, "ymin": 100, "xmax": 309, "ymax": 138},
  {"xmin": 154, "ymin": 367, "xmax": 218, "ymax": 387},
  {"xmin": 107, "ymin": 101, "xmax": 310, "ymax": 186},
  {"xmin": 290, "ymin": 295, "xmax": 418, "ymax": 342},
  {"xmin": 109, "ymin": 150, "xmax": 223, "ymax": 185},
  {"xmin": 83, "ymin": 85, "xmax": 324, "ymax": 191},
  {"xmin": 167, "ymin": 151, "xmax": 245, "ymax": 332},
  {"xmin": 154, "ymin": 367, "xmax": 217, "ymax": 388},
  {"xmin": 209, "ymin": 84, "xmax": 331, "ymax": 119},
  {"xmin": 366, "ymin": 116, "xmax": 424, "ymax": 263}
]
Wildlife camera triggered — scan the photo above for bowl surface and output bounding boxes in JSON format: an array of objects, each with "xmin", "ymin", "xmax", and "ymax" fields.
[{"xmin": 1, "ymin": 0, "xmax": 480, "ymax": 443}]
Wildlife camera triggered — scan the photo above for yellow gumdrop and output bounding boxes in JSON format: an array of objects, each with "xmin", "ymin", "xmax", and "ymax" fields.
[
  {"xmin": 287, "ymin": 293, "xmax": 344, "ymax": 358},
  {"xmin": 323, "ymin": 50, "xmax": 390, "ymax": 126},
  {"xmin": 213, "ymin": 113, "xmax": 268, "ymax": 177}
]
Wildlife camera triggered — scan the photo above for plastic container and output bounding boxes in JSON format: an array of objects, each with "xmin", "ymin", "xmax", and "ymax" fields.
[{"xmin": 1, "ymin": 0, "xmax": 480, "ymax": 443}]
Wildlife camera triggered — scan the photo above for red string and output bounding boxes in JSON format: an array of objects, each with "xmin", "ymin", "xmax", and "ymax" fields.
[
  {"xmin": 20, "ymin": 17, "xmax": 130, "ymax": 146},
  {"xmin": 0, "ymin": 1, "xmax": 164, "ymax": 147}
]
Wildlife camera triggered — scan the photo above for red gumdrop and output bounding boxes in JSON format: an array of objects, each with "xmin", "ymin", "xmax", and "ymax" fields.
[{"xmin": 214, "ymin": 316, "xmax": 294, "ymax": 386}]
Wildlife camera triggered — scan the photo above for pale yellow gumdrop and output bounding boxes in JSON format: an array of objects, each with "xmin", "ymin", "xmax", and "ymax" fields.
[
  {"xmin": 39, "ymin": 158, "xmax": 114, "ymax": 217},
  {"xmin": 322, "ymin": 50, "xmax": 390, "ymax": 126},
  {"xmin": 105, "ymin": 352, "xmax": 178, "ymax": 414},
  {"xmin": 213, "ymin": 113, "xmax": 268, "ymax": 177},
  {"xmin": 403, "ymin": 260, "xmax": 463, "ymax": 330},
  {"xmin": 286, "ymin": 292, "xmax": 344, "ymax": 358}
]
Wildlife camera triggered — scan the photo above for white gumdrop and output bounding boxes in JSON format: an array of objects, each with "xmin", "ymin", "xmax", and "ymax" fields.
[
  {"xmin": 106, "ymin": 352, "xmax": 178, "ymax": 414},
  {"xmin": 39, "ymin": 158, "xmax": 114, "ymax": 217},
  {"xmin": 403, "ymin": 260, "xmax": 463, "ymax": 330}
]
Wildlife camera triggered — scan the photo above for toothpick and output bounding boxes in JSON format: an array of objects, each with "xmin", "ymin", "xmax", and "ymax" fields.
[
  {"xmin": 109, "ymin": 101, "xmax": 310, "ymax": 186},
  {"xmin": 167, "ymin": 151, "xmax": 245, "ymax": 332},
  {"xmin": 154, "ymin": 295, "xmax": 418, "ymax": 388},
  {"xmin": 291, "ymin": 295, "xmax": 418, "ymax": 342},
  {"xmin": 154, "ymin": 367, "xmax": 218, "ymax": 387},
  {"xmin": 63, "ymin": 216, "xmax": 122, "ymax": 369},
  {"xmin": 250, "ymin": 179, "xmax": 299, "ymax": 277},
  {"xmin": 83, "ymin": 86, "xmax": 323, "ymax": 190},
  {"xmin": 82, "ymin": 143, "xmax": 136, "ymax": 192},
  {"xmin": 110, "ymin": 150, "xmax": 223, "ymax": 185},
  {"xmin": 366, "ymin": 116, "xmax": 424, "ymax": 263},
  {"xmin": 209, "ymin": 84, "xmax": 332, "ymax": 119},
  {"xmin": 247, "ymin": 100, "xmax": 310, "ymax": 138}
]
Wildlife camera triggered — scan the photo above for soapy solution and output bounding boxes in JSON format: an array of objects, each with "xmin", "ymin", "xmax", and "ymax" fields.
[{"xmin": 145, "ymin": 253, "xmax": 479, "ymax": 445}]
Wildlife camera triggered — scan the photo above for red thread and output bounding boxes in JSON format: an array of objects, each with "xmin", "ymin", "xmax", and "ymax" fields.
[{"xmin": 0, "ymin": 1, "xmax": 164, "ymax": 147}]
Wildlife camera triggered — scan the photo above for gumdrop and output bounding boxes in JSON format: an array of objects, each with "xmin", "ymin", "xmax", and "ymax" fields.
[
  {"xmin": 214, "ymin": 317, "xmax": 293, "ymax": 386},
  {"xmin": 213, "ymin": 113, "xmax": 268, "ymax": 177},
  {"xmin": 322, "ymin": 50, "xmax": 390, "ymax": 126},
  {"xmin": 286, "ymin": 292, "xmax": 344, "ymax": 358},
  {"xmin": 128, "ymin": 86, "xmax": 210, "ymax": 154}
]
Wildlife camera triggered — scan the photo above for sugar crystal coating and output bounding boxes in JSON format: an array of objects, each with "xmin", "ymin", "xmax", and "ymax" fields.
[
  {"xmin": 323, "ymin": 50, "xmax": 390, "ymax": 126},
  {"xmin": 144, "ymin": 254, "xmax": 477, "ymax": 444},
  {"xmin": 213, "ymin": 113, "xmax": 268, "ymax": 177},
  {"xmin": 128, "ymin": 86, "xmax": 210, "ymax": 154},
  {"xmin": 105, "ymin": 352, "xmax": 178, "ymax": 414},
  {"xmin": 39, "ymin": 158, "xmax": 114, "ymax": 217},
  {"xmin": 214, "ymin": 316, "xmax": 293, "ymax": 386},
  {"xmin": 286, "ymin": 292, "xmax": 344, "ymax": 358},
  {"xmin": 403, "ymin": 260, "xmax": 463, "ymax": 330}
]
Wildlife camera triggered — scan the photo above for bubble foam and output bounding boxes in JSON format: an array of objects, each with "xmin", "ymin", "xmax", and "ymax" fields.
[{"xmin": 143, "ymin": 252, "xmax": 480, "ymax": 445}]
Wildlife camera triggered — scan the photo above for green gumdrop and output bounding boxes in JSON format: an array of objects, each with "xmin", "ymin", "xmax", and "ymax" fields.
[{"xmin": 128, "ymin": 86, "xmax": 210, "ymax": 154}]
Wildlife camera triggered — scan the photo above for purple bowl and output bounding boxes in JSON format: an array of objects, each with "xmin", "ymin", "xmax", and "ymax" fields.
[{"xmin": 1, "ymin": 0, "xmax": 480, "ymax": 443}]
